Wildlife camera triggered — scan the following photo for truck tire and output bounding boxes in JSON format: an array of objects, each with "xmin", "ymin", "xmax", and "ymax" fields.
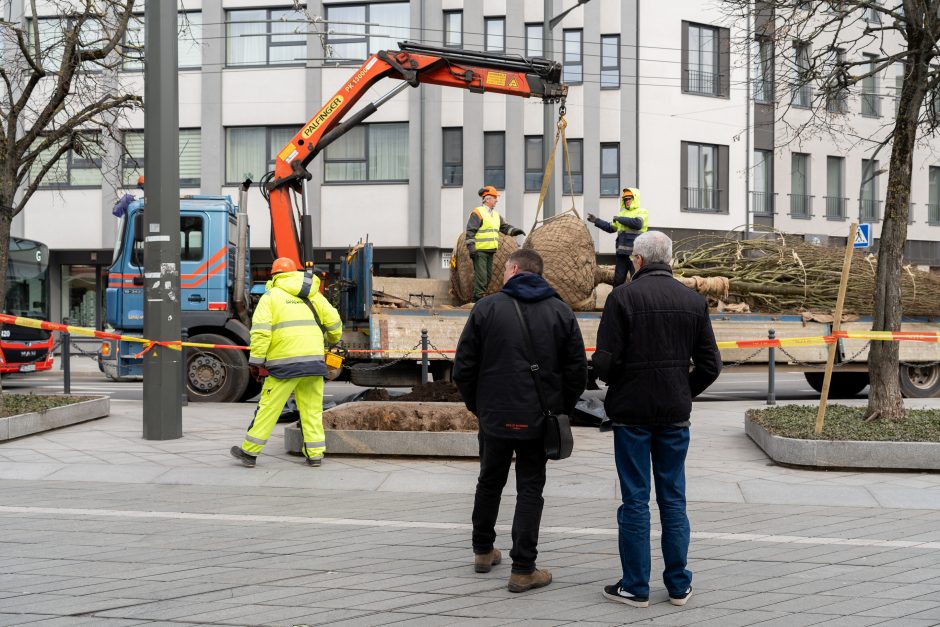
[
  {"xmin": 804, "ymin": 372, "xmax": 870, "ymax": 398},
  {"xmin": 899, "ymin": 364, "xmax": 940, "ymax": 398},
  {"xmin": 186, "ymin": 333, "xmax": 249, "ymax": 403}
]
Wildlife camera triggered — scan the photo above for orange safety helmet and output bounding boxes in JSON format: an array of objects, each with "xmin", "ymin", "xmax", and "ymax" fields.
[
  {"xmin": 270, "ymin": 257, "xmax": 298, "ymax": 275},
  {"xmin": 478, "ymin": 185, "xmax": 500, "ymax": 199}
]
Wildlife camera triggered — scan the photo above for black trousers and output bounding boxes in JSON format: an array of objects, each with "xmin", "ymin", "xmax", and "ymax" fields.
[
  {"xmin": 472, "ymin": 432, "xmax": 547, "ymax": 573},
  {"xmin": 614, "ymin": 254, "xmax": 636, "ymax": 287}
]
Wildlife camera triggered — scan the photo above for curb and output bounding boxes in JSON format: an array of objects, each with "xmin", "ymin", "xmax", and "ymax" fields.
[
  {"xmin": 0, "ymin": 396, "xmax": 110, "ymax": 441},
  {"xmin": 745, "ymin": 417, "xmax": 940, "ymax": 470}
]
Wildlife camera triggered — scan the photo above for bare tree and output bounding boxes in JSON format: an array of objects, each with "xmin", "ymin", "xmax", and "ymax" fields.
[
  {"xmin": 0, "ymin": 0, "xmax": 141, "ymax": 328},
  {"xmin": 721, "ymin": 0, "xmax": 940, "ymax": 421}
]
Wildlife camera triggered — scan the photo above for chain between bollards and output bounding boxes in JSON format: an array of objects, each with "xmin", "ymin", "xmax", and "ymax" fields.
[{"xmin": 767, "ymin": 328, "xmax": 776, "ymax": 406}]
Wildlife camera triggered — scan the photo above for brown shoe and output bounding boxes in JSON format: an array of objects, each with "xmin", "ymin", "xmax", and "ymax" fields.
[
  {"xmin": 474, "ymin": 548, "xmax": 502, "ymax": 573},
  {"xmin": 508, "ymin": 568, "xmax": 552, "ymax": 593}
]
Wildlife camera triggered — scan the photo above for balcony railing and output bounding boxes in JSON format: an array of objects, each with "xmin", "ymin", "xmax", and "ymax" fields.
[
  {"xmin": 861, "ymin": 92, "xmax": 881, "ymax": 117},
  {"xmin": 685, "ymin": 69, "xmax": 721, "ymax": 96},
  {"xmin": 683, "ymin": 187, "xmax": 723, "ymax": 212},
  {"xmin": 791, "ymin": 84, "xmax": 812, "ymax": 108},
  {"xmin": 825, "ymin": 196, "xmax": 848, "ymax": 220},
  {"xmin": 789, "ymin": 193, "xmax": 813, "ymax": 218},
  {"xmin": 929, "ymin": 203, "xmax": 940, "ymax": 225},
  {"xmin": 754, "ymin": 80, "xmax": 775, "ymax": 104},
  {"xmin": 750, "ymin": 191, "xmax": 776, "ymax": 215},
  {"xmin": 859, "ymin": 198, "xmax": 882, "ymax": 221},
  {"xmin": 826, "ymin": 92, "xmax": 849, "ymax": 114}
]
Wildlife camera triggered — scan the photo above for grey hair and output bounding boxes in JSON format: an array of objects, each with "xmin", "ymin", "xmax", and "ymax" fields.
[{"xmin": 632, "ymin": 231, "xmax": 672, "ymax": 265}]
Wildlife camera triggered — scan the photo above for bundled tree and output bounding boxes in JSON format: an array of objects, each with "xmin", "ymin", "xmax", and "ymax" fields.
[
  {"xmin": 0, "ymin": 0, "xmax": 141, "ymax": 316},
  {"xmin": 720, "ymin": 0, "xmax": 940, "ymax": 421}
]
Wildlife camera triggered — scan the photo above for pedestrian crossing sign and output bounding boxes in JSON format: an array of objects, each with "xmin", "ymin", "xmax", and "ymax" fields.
[{"xmin": 854, "ymin": 223, "xmax": 871, "ymax": 248}]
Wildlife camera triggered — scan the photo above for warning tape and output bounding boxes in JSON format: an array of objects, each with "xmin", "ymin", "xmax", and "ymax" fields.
[{"xmin": 3, "ymin": 312, "xmax": 940, "ymax": 358}]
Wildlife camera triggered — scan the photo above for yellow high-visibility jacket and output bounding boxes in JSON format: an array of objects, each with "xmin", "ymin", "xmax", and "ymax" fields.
[{"xmin": 249, "ymin": 270, "xmax": 342, "ymax": 378}]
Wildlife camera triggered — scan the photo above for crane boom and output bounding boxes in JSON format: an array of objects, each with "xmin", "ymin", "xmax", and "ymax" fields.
[{"xmin": 265, "ymin": 41, "xmax": 567, "ymax": 268}]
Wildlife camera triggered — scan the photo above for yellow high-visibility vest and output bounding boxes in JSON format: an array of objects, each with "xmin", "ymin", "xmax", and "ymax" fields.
[{"xmin": 472, "ymin": 206, "xmax": 502, "ymax": 251}]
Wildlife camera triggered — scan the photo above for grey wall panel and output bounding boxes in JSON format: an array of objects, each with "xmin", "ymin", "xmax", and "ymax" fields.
[
  {"xmin": 505, "ymin": 0, "xmax": 525, "ymax": 229},
  {"xmin": 200, "ymin": 0, "xmax": 224, "ymax": 195},
  {"xmin": 306, "ymin": 0, "xmax": 324, "ymax": 248},
  {"xmin": 621, "ymin": 0, "xmax": 639, "ymax": 187}
]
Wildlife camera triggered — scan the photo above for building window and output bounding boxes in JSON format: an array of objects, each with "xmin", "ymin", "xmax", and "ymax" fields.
[
  {"xmin": 525, "ymin": 136, "xmax": 543, "ymax": 192},
  {"xmin": 124, "ymin": 12, "xmax": 203, "ymax": 70},
  {"xmin": 894, "ymin": 62, "xmax": 905, "ymax": 114},
  {"xmin": 322, "ymin": 122, "xmax": 409, "ymax": 183},
  {"xmin": 790, "ymin": 153, "xmax": 811, "ymax": 218},
  {"xmin": 485, "ymin": 17, "xmax": 505, "ymax": 52},
  {"xmin": 562, "ymin": 139, "xmax": 583, "ymax": 194},
  {"xmin": 683, "ymin": 141, "xmax": 723, "ymax": 212},
  {"xmin": 563, "ymin": 29, "xmax": 583, "ymax": 84},
  {"xmin": 826, "ymin": 156, "xmax": 846, "ymax": 219},
  {"xmin": 864, "ymin": 1, "xmax": 882, "ymax": 23},
  {"xmin": 792, "ymin": 42, "xmax": 812, "ymax": 107},
  {"xmin": 754, "ymin": 38, "xmax": 774, "ymax": 103},
  {"xmin": 226, "ymin": 126, "xmax": 294, "ymax": 183},
  {"xmin": 752, "ymin": 149, "xmax": 773, "ymax": 215},
  {"xmin": 442, "ymin": 127, "xmax": 463, "ymax": 187},
  {"xmin": 684, "ymin": 23, "xmax": 721, "ymax": 96},
  {"xmin": 226, "ymin": 7, "xmax": 307, "ymax": 66},
  {"xmin": 601, "ymin": 35, "xmax": 620, "ymax": 89},
  {"xmin": 61, "ymin": 265, "xmax": 101, "ymax": 328},
  {"xmin": 32, "ymin": 133, "xmax": 103, "ymax": 188},
  {"xmin": 861, "ymin": 54, "xmax": 880, "ymax": 117},
  {"xmin": 324, "ymin": 2, "xmax": 409, "ymax": 63},
  {"xmin": 525, "ymin": 23, "xmax": 543, "ymax": 57},
  {"xmin": 600, "ymin": 143, "xmax": 620, "ymax": 196},
  {"xmin": 122, "ymin": 129, "xmax": 201, "ymax": 187},
  {"xmin": 444, "ymin": 10, "xmax": 462, "ymax": 47},
  {"xmin": 826, "ymin": 48, "xmax": 848, "ymax": 113},
  {"xmin": 484, "ymin": 132, "xmax": 505, "ymax": 189},
  {"xmin": 861, "ymin": 158, "xmax": 881, "ymax": 221},
  {"xmin": 929, "ymin": 166, "xmax": 940, "ymax": 225},
  {"xmin": 28, "ymin": 16, "xmax": 106, "ymax": 73}
]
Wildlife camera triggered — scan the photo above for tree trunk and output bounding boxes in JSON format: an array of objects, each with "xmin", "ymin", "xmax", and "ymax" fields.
[{"xmin": 867, "ymin": 59, "xmax": 925, "ymax": 422}]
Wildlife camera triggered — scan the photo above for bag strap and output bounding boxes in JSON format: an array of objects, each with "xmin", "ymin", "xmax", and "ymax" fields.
[{"xmin": 511, "ymin": 298, "xmax": 550, "ymax": 416}]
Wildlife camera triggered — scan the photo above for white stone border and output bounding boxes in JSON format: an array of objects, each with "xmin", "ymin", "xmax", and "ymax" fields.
[{"xmin": 0, "ymin": 396, "xmax": 110, "ymax": 441}]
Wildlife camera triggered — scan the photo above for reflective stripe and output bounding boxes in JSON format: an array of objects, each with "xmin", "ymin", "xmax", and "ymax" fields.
[
  {"xmin": 324, "ymin": 320, "xmax": 342, "ymax": 331},
  {"xmin": 304, "ymin": 441, "xmax": 326, "ymax": 448},
  {"xmin": 252, "ymin": 322, "xmax": 272, "ymax": 330},
  {"xmin": 271, "ymin": 320, "xmax": 320, "ymax": 330},
  {"xmin": 297, "ymin": 272, "xmax": 314, "ymax": 299},
  {"xmin": 245, "ymin": 435, "xmax": 267, "ymax": 445},
  {"xmin": 265, "ymin": 354, "xmax": 324, "ymax": 366},
  {"xmin": 248, "ymin": 356, "xmax": 265, "ymax": 366}
]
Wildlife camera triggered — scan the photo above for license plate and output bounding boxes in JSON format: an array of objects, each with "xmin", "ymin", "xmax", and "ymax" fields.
[{"xmin": 19, "ymin": 364, "xmax": 36, "ymax": 373}]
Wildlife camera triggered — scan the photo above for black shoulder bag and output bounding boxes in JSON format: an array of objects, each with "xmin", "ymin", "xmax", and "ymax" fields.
[{"xmin": 511, "ymin": 299, "xmax": 574, "ymax": 461}]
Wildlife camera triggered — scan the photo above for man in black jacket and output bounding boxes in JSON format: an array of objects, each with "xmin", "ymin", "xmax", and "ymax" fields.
[
  {"xmin": 593, "ymin": 231, "xmax": 721, "ymax": 609},
  {"xmin": 454, "ymin": 248, "xmax": 587, "ymax": 593}
]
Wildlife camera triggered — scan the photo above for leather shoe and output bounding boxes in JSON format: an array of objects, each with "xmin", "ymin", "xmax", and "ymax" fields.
[
  {"xmin": 508, "ymin": 568, "xmax": 552, "ymax": 593},
  {"xmin": 474, "ymin": 548, "xmax": 501, "ymax": 573}
]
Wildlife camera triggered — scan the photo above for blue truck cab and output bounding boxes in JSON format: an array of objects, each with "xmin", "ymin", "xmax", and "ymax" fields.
[{"xmin": 99, "ymin": 195, "xmax": 255, "ymax": 402}]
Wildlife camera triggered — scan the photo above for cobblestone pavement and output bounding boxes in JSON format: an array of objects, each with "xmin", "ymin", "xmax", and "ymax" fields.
[{"xmin": 1, "ymin": 396, "xmax": 939, "ymax": 626}]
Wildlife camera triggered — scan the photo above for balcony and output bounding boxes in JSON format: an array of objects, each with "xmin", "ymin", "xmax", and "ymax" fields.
[
  {"xmin": 683, "ymin": 187, "xmax": 723, "ymax": 213},
  {"xmin": 825, "ymin": 196, "xmax": 848, "ymax": 220},
  {"xmin": 685, "ymin": 69, "xmax": 721, "ymax": 96},
  {"xmin": 826, "ymin": 92, "xmax": 849, "ymax": 114},
  {"xmin": 861, "ymin": 92, "xmax": 881, "ymax": 117},
  {"xmin": 750, "ymin": 191, "xmax": 776, "ymax": 215},
  {"xmin": 791, "ymin": 84, "xmax": 812, "ymax": 108},
  {"xmin": 859, "ymin": 198, "xmax": 882, "ymax": 222},
  {"xmin": 929, "ymin": 203, "xmax": 940, "ymax": 226},
  {"xmin": 789, "ymin": 194, "xmax": 813, "ymax": 218},
  {"xmin": 753, "ymin": 80, "xmax": 775, "ymax": 104}
]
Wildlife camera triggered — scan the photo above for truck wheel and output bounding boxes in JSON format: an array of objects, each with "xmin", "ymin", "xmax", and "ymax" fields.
[
  {"xmin": 804, "ymin": 372, "xmax": 870, "ymax": 398},
  {"xmin": 899, "ymin": 364, "xmax": 940, "ymax": 398},
  {"xmin": 186, "ymin": 333, "xmax": 249, "ymax": 403}
]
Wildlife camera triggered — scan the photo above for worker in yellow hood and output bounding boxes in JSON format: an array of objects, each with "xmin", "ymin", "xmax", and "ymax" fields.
[{"xmin": 588, "ymin": 187, "xmax": 649, "ymax": 286}]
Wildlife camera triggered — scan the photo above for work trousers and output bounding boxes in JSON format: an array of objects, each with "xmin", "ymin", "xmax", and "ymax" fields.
[
  {"xmin": 472, "ymin": 251, "xmax": 495, "ymax": 301},
  {"xmin": 472, "ymin": 432, "xmax": 547, "ymax": 573},
  {"xmin": 613, "ymin": 254, "xmax": 636, "ymax": 287},
  {"xmin": 241, "ymin": 375, "xmax": 325, "ymax": 459},
  {"xmin": 613, "ymin": 425, "xmax": 692, "ymax": 598}
]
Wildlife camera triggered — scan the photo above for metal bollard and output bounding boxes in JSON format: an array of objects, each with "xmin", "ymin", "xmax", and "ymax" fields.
[
  {"xmin": 180, "ymin": 328, "xmax": 189, "ymax": 406},
  {"xmin": 420, "ymin": 329, "xmax": 429, "ymax": 385},
  {"xmin": 62, "ymin": 332, "xmax": 71, "ymax": 395},
  {"xmin": 767, "ymin": 328, "xmax": 776, "ymax": 406}
]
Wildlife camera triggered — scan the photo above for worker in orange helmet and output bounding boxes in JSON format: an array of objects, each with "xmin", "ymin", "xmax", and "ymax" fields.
[
  {"xmin": 230, "ymin": 257, "xmax": 342, "ymax": 468},
  {"xmin": 466, "ymin": 185, "xmax": 525, "ymax": 302}
]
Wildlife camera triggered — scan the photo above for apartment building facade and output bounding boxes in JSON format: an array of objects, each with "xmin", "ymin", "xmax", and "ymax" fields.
[{"xmin": 7, "ymin": 0, "xmax": 940, "ymax": 330}]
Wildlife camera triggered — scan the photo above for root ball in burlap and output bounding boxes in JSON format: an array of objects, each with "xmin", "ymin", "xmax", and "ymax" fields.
[
  {"xmin": 524, "ymin": 213, "xmax": 597, "ymax": 311},
  {"xmin": 449, "ymin": 233, "xmax": 519, "ymax": 304}
]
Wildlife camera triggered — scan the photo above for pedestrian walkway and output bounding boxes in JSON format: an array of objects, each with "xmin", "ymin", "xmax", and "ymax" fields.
[{"xmin": 1, "ymin": 397, "xmax": 939, "ymax": 625}]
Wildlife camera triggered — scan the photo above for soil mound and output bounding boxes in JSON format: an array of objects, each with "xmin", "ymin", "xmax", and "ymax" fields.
[
  {"xmin": 324, "ymin": 402, "xmax": 477, "ymax": 431},
  {"xmin": 397, "ymin": 381, "xmax": 464, "ymax": 402}
]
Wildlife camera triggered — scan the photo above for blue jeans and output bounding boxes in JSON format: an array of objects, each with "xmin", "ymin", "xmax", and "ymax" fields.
[{"xmin": 613, "ymin": 425, "xmax": 692, "ymax": 598}]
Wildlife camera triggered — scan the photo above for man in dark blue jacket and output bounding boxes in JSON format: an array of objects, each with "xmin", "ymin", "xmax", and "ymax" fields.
[
  {"xmin": 588, "ymin": 187, "xmax": 649, "ymax": 286},
  {"xmin": 454, "ymin": 248, "xmax": 587, "ymax": 593},
  {"xmin": 593, "ymin": 231, "xmax": 721, "ymax": 609}
]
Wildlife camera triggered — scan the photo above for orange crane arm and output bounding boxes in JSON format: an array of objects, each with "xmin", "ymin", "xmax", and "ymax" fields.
[{"xmin": 265, "ymin": 41, "xmax": 567, "ymax": 268}]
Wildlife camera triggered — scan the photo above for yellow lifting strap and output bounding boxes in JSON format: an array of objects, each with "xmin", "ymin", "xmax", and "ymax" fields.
[{"xmin": 531, "ymin": 107, "xmax": 581, "ymax": 233}]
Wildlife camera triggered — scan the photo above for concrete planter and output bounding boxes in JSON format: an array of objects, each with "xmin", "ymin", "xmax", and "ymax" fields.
[
  {"xmin": 0, "ymin": 396, "xmax": 110, "ymax": 441},
  {"xmin": 285, "ymin": 401, "xmax": 479, "ymax": 457},
  {"xmin": 745, "ymin": 417, "xmax": 940, "ymax": 470}
]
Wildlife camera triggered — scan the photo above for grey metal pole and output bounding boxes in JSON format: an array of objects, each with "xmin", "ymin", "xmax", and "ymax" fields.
[
  {"xmin": 142, "ymin": 0, "xmax": 183, "ymax": 440},
  {"xmin": 62, "ymin": 332, "xmax": 70, "ymax": 395},
  {"xmin": 767, "ymin": 328, "xmax": 776, "ymax": 405},
  {"xmin": 421, "ymin": 329, "xmax": 429, "ymax": 385},
  {"xmin": 542, "ymin": 0, "xmax": 556, "ymax": 219}
]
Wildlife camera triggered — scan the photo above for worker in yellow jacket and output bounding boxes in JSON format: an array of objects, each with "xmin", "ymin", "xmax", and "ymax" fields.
[
  {"xmin": 230, "ymin": 257, "xmax": 342, "ymax": 468},
  {"xmin": 466, "ymin": 185, "xmax": 525, "ymax": 301},
  {"xmin": 588, "ymin": 187, "xmax": 649, "ymax": 286}
]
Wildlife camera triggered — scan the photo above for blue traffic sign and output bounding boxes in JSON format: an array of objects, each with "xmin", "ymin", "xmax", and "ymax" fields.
[{"xmin": 854, "ymin": 223, "xmax": 871, "ymax": 248}]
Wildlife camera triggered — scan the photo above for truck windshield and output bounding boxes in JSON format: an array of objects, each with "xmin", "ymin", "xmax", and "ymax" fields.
[
  {"xmin": 130, "ymin": 215, "xmax": 205, "ymax": 266},
  {"xmin": 5, "ymin": 238, "xmax": 49, "ymax": 319}
]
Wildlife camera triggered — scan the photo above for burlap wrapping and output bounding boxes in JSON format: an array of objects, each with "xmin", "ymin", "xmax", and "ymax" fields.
[
  {"xmin": 524, "ymin": 213, "xmax": 597, "ymax": 311},
  {"xmin": 450, "ymin": 233, "xmax": 519, "ymax": 303}
]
